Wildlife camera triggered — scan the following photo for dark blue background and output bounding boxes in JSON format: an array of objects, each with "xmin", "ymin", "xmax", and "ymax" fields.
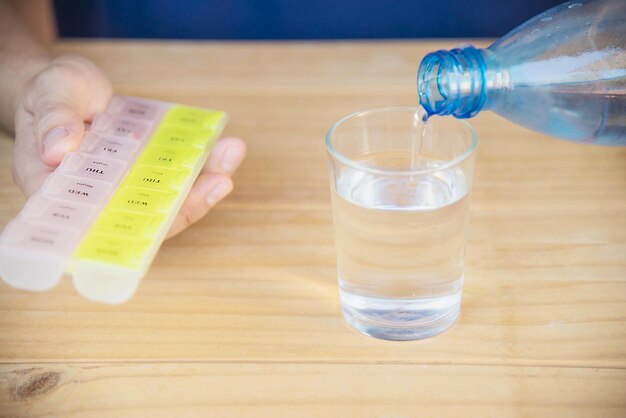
[{"xmin": 54, "ymin": 0, "xmax": 564, "ymax": 40}]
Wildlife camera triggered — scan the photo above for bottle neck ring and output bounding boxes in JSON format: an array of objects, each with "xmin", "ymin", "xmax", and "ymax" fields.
[{"xmin": 417, "ymin": 45, "xmax": 488, "ymax": 119}]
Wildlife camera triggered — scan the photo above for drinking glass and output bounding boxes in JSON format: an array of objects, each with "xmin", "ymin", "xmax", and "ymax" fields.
[{"xmin": 326, "ymin": 107, "xmax": 477, "ymax": 340}]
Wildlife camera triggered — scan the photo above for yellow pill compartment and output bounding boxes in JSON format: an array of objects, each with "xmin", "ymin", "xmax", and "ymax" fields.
[
  {"xmin": 138, "ymin": 145, "xmax": 202, "ymax": 169},
  {"xmin": 111, "ymin": 187, "xmax": 176, "ymax": 214},
  {"xmin": 162, "ymin": 106, "xmax": 225, "ymax": 129},
  {"xmin": 125, "ymin": 165, "xmax": 190, "ymax": 191},
  {"xmin": 92, "ymin": 209, "xmax": 165, "ymax": 238},
  {"xmin": 74, "ymin": 234, "xmax": 152, "ymax": 268}
]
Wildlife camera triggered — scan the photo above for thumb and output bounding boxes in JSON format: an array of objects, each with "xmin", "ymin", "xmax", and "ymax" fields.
[
  {"xmin": 24, "ymin": 56, "xmax": 112, "ymax": 167},
  {"xmin": 33, "ymin": 101, "xmax": 86, "ymax": 166}
]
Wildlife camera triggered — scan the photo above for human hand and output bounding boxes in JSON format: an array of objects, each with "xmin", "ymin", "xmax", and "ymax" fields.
[{"xmin": 13, "ymin": 55, "xmax": 246, "ymax": 239}]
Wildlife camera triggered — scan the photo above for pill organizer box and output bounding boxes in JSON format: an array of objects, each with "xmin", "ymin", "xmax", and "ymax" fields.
[{"xmin": 0, "ymin": 96, "xmax": 227, "ymax": 303}]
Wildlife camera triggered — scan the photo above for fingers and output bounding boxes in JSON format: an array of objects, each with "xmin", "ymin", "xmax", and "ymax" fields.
[
  {"xmin": 206, "ymin": 136, "xmax": 247, "ymax": 175},
  {"xmin": 33, "ymin": 103, "xmax": 86, "ymax": 166},
  {"xmin": 23, "ymin": 55, "xmax": 112, "ymax": 167},
  {"xmin": 166, "ymin": 173, "xmax": 233, "ymax": 239},
  {"xmin": 166, "ymin": 137, "xmax": 246, "ymax": 239}
]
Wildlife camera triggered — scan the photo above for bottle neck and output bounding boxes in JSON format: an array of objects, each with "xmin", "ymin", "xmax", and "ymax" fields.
[{"xmin": 417, "ymin": 46, "xmax": 495, "ymax": 119}]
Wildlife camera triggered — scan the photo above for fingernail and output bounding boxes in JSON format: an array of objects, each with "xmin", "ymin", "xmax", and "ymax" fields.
[
  {"xmin": 42, "ymin": 127, "xmax": 69, "ymax": 154},
  {"xmin": 220, "ymin": 146, "xmax": 241, "ymax": 174},
  {"xmin": 206, "ymin": 182, "xmax": 231, "ymax": 207}
]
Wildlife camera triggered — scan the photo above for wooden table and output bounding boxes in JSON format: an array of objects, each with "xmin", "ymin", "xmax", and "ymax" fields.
[{"xmin": 0, "ymin": 41, "xmax": 625, "ymax": 417}]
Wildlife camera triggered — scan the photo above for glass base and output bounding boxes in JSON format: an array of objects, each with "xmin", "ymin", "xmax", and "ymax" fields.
[{"xmin": 340, "ymin": 290, "xmax": 461, "ymax": 341}]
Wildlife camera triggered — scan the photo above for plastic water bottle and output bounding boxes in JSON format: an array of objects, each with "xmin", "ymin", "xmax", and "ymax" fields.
[{"xmin": 417, "ymin": 0, "xmax": 626, "ymax": 146}]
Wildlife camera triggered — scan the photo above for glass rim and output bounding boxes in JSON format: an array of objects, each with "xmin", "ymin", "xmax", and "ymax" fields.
[{"xmin": 325, "ymin": 106, "xmax": 477, "ymax": 176}]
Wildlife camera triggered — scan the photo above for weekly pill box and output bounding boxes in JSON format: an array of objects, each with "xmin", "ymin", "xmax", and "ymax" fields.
[{"xmin": 0, "ymin": 96, "xmax": 227, "ymax": 303}]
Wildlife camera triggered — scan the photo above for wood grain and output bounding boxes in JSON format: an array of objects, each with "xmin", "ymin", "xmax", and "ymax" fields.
[
  {"xmin": 0, "ymin": 41, "xmax": 624, "ymax": 416},
  {"xmin": 1, "ymin": 363, "xmax": 625, "ymax": 418}
]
